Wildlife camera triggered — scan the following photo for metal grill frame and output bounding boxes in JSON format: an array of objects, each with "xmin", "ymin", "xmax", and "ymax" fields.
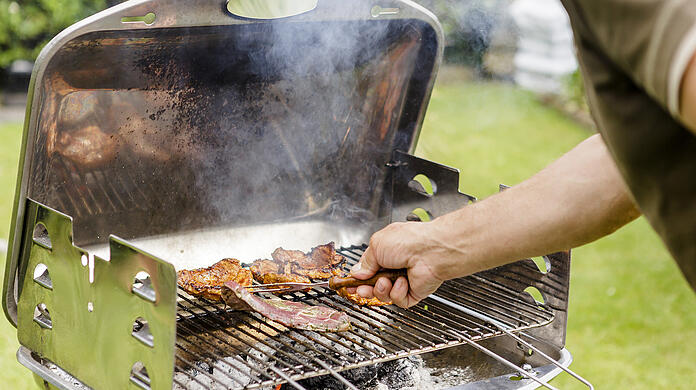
[{"xmin": 9, "ymin": 197, "xmax": 588, "ymax": 390}]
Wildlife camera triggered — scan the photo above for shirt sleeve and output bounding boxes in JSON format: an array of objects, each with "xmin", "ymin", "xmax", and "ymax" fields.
[{"xmin": 572, "ymin": 0, "xmax": 696, "ymax": 118}]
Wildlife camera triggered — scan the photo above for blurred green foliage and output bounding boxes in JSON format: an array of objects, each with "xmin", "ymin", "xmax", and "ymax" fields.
[
  {"xmin": 0, "ymin": 0, "xmax": 106, "ymax": 68},
  {"xmin": 415, "ymin": 0, "xmax": 510, "ymax": 70}
]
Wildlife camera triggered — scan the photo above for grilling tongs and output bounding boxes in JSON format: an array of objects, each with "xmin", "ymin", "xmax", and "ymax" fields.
[{"xmin": 247, "ymin": 269, "xmax": 407, "ymax": 293}]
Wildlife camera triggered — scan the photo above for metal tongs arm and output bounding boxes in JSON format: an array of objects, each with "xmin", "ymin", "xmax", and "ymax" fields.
[
  {"xmin": 247, "ymin": 281, "xmax": 327, "ymax": 293},
  {"xmin": 247, "ymin": 269, "xmax": 407, "ymax": 293}
]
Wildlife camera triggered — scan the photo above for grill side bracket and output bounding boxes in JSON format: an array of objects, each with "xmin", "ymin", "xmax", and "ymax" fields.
[
  {"xmin": 388, "ymin": 151, "xmax": 571, "ymax": 351},
  {"xmin": 388, "ymin": 150, "xmax": 475, "ymax": 223},
  {"xmin": 15, "ymin": 199, "xmax": 177, "ymax": 390}
]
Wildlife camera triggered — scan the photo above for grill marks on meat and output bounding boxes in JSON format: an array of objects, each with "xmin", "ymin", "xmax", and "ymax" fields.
[
  {"xmin": 177, "ymin": 258, "xmax": 252, "ymax": 302},
  {"xmin": 222, "ymin": 281, "xmax": 352, "ymax": 332}
]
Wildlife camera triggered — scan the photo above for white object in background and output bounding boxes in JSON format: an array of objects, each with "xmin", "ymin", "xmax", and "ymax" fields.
[{"xmin": 510, "ymin": 0, "xmax": 577, "ymax": 94}]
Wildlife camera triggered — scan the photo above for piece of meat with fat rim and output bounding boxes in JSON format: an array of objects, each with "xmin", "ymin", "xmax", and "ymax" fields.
[
  {"xmin": 177, "ymin": 258, "xmax": 252, "ymax": 301},
  {"xmin": 222, "ymin": 280, "xmax": 352, "ymax": 332}
]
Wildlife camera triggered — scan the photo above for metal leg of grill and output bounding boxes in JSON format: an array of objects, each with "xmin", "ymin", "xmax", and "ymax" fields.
[
  {"xmin": 447, "ymin": 330, "xmax": 560, "ymax": 390},
  {"xmin": 495, "ymin": 327, "xmax": 594, "ymax": 390},
  {"xmin": 429, "ymin": 294, "xmax": 593, "ymax": 390}
]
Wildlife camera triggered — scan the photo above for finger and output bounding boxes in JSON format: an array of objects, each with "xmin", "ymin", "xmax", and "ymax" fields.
[
  {"xmin": 344, "ymin": 287, "xmax": 357, "ymax": 294},
  {"xmin": 372, "ymin": 277, "xmax": 393, "ymax": 303},
  {"xmin": 356, "ymin": 285, "xmax": 374, "ymax": 299},
  {"xmin": 389, "ymin": 276, "xmax": 409, "ymax": 308},
  {"xmin": 350, "ymin": 245, "xmax": 381, "ymax": 279}
]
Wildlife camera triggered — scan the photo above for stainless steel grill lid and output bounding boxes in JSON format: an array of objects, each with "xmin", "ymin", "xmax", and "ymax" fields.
[{"xmin": 4, "ymin": 0, "xmax": 444, "ymax": 322}]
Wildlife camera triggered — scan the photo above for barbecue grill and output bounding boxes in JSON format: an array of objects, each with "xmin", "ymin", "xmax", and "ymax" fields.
[{"xmin": 3, "ymin": 0, "xmax": 592, "ymax": 389}]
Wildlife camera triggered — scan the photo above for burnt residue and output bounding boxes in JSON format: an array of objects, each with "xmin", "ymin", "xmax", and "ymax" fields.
[{"xmin": 28, "ymin": 15, "xmax": 439, "ymax": 246}]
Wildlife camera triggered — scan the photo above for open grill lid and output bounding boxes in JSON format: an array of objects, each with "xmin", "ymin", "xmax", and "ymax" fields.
[{"xmin": 4, "ymin": 0, "xmax": 443, "ymax": 322}]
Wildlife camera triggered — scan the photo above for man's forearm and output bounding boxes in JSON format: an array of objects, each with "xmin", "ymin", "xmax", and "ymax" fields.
[{"xmin": 426, "ymin": 134, "xmax": 641, "ymax": 280}]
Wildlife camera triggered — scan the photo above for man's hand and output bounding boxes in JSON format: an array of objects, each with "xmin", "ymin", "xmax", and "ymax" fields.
[
  {"xmin": 349, "ymin": 222, "xmax": 446, "ymax": 308},
  {"xmin": 348, "ymin": 135, "xmax": 640, "ymax": 309}
]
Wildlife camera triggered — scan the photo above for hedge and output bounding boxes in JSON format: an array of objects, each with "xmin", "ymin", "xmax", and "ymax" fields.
[{"xmin": 0, "ymin": 0, "xmax": 106, "ymax": 68}]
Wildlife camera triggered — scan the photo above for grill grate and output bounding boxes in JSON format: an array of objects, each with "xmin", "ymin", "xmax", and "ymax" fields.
[{"xmin": 171, "ymin": 245, "xmax": 554, "ymax": 389}]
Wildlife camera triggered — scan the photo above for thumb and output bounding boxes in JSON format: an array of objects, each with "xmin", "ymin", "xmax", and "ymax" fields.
[{"xmin": 350, "ymin": 245, "xmax": 381, "ymax": 279}]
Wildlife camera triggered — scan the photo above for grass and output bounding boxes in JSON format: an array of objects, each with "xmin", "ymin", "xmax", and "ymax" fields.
[
  {"xmin": 0, "ymin": 122, "xmax": 32, "ymax": 388},
  {"xmin": 0, "ymin": 76, "xmax": 694, "ymax": 388}
]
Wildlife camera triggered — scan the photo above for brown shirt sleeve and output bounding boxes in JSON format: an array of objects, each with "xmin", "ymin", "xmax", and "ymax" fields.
[
  {"xmin": 566, "ymin": 0, "xmax": 696, "ymax": 118},
  {"xmin": 561, "ymin": 0, "xmax": 696, "ymax": 290}
]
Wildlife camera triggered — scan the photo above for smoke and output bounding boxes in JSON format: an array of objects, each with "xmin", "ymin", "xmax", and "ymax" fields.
[
  {"xmin": 33, "ymin": 2, "xmax": 439, "ymax": 253},
  {"xmin": 182, "ymin": 5, "xmax": 429, "ymax": 236}
]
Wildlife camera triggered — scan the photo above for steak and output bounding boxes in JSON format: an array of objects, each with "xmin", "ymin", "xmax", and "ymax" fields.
[
  {"xmin": 261, "ymin": 242, "xmax": 346, "ymax": 280},
  {"xmin": 177, "ymin": 258, "xmax": 253, "ymax": 301},
  {"xmin": 222, "ymin": 281, "xmax": 352, "ymax": 332},
  {"xmin": 250, "ymin": 259, "xmax": 311, "ymax": 284}
]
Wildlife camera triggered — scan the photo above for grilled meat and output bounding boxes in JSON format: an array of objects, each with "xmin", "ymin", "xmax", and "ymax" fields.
[
  {"xmin": 267, "ymin": 242, "xmax": 346, "ymax": 280},
  {"xmin": 177, "ymin": 258, "xmax": 253, "ymax": 301},
  {"xmin": 309, "ymin": 243, "xmax": 346, "ymax": 267},
  {"xmin": 291, "ymin": 264, "xmax": 343, "ymax": 279},
  {"xmin": 271, "ymin": 248, "xmax": 307, "ymax": 266},
  {"xmin": 250, "ymin": 242, "xmax": 346, "ymax": 286},
  {"xmin": 258, "ymin": 273, "xmax": 311, "ymax": 285},
  {"xmin": 272, "ymin": 242, "xmax": 344, "ymax": 270},
  {"xmin": 249, "ymin": 259, "xmax": 279, "ymax": 276},
  {"xmin": 223, "ymin": 281, "xmax": 352, "ymax": 332},
  {"xmin": 250, "ymin": 259, "xmax": 311, "ymax": 284},
  {"xmin": 336, "ymin": 287, "xmax": 392, "ymax": 306}
]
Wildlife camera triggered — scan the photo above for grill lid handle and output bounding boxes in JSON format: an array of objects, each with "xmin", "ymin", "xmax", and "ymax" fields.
[{"xmin": 227, "ymin": 0, "xmax": 318, "ymax": 19}]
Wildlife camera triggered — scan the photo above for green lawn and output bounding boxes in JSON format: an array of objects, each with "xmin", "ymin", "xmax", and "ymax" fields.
[
  {"xmin": 0, "ymin": 122, "xmax": 33, "ymax": 388},
  {"xmin": 0, "ymin": 77, "xmax": 694, "ymax": 389}
]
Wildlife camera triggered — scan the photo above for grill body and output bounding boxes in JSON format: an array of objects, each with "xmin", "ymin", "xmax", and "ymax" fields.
[{"xmin": 3, "ymin": 1, "xmax": 577, "ymax": 389}]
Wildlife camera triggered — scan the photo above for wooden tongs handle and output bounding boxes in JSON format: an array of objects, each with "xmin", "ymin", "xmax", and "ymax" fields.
[{"xmin": 328, "ymin": 269, "xmax": 408, "ymax": 290}]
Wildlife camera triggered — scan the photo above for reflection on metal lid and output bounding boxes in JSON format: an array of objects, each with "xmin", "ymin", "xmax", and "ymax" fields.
[{"xmin": 227, "ymin": 0, "xmax": 318, "ymax": 19}]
